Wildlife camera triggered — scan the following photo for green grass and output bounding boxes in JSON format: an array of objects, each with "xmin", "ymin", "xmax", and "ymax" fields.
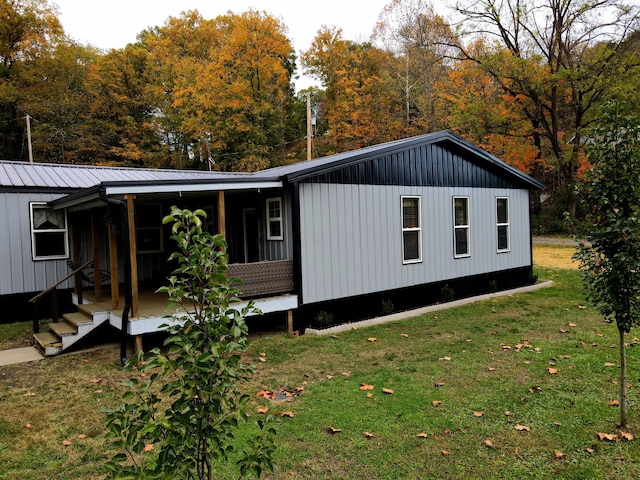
[{"xmin": 1, "ymin": 251, "xmax": 639, "ymax": 478}]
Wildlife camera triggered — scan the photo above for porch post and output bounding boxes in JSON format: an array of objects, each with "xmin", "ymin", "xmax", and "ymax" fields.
[
  {"xmin": 125, "ymin": 194, "xmax": 139, "ymax": 318},
  {"xmin": 217, "ymin": 190, "xmax": 226, "ymax": 241},
  {"xmin": 71, "ymin": 214, "xmax": 83, "ymax": 305},
  {"xmin": 108, "ymin": 216, "xmax": 120, "ymax": 310},
  {"xmin": 91, "ymin": 210, "xmax": 102, "ymax": 302}
]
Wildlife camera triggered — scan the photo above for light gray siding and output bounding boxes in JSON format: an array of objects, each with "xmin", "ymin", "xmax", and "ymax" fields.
[
  {"xmin": 299, "ymin": 183, "xmax": 532, "ymax": 304},
  {"xmin": 0, "ymin": 192, "xmax": 71, "ymax": 295}
]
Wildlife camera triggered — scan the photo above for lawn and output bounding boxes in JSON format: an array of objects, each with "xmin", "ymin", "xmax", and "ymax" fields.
[{"xmin": 1, "ymin": 243, "xmax": 639, "ymax": 479}]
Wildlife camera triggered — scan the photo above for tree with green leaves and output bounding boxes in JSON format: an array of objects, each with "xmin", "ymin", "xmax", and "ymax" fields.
[
  {"xmin": 104, "ymin": 207, "xmax": 276, "ymax": 479},
  {"xmin": 573, "ymin": 102, "xmax": 640, "ymax": 428}
]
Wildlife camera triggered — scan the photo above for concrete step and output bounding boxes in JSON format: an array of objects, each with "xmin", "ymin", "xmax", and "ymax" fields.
[
  {"xmin": 49, "ymin": 321, "xmax": 77, "ymax": 337},
  {"xmin": 33, "ymin": 330, "xmax": 62, "ymax": 356}
]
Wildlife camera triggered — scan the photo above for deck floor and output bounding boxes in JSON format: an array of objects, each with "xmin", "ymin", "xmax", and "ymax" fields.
[{"xmin": 82, "ymin": 288, "xmax": 174, "ymax": 319}]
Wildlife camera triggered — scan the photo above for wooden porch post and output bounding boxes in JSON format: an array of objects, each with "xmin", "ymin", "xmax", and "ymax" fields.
[
  {"xmin": 108, "ymin": 219, "xmax": 120, "ymax": 310},
  {"xmin": 217, "ymin": 190, "xmax": 226, "ymax": 241},
  {"xmin": 286, "ymin": 309, "xmax": 294, "ymax": 335},
  {"xmin": 125, "ymin": 194, "xmax": 139, "ymax": 318},
  {"xmin": 91, "ymin": 210, "xmax": 102, "ymax": 302},
  {"xmin": 71, "ymin": 213, "xmax": 83, "ymax": 305}
]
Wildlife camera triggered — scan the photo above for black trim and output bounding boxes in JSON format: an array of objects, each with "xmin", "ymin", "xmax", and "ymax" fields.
[{"xmin": 290, "ymin": 182, "xmax": 304, "ymax": 304}]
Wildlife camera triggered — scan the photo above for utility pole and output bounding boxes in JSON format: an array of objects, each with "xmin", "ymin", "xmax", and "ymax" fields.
[
  {"xmin": 306, "ymin": 92, "xmax": 312, "ymax": 160},
  {"xmin": 26, "ymin": 114, "xmax": 34, "ymax": 163}
]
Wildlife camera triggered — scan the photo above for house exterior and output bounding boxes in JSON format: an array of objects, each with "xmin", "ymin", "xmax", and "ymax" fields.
[{"xmin": 0, "ymin": 131, "xmax": 543, "ymax": 356}]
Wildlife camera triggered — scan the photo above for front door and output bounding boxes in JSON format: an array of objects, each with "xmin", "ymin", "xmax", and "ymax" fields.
[{"xmin": 243, "ymin": 208, "xmax": 260, "ymax": 263}]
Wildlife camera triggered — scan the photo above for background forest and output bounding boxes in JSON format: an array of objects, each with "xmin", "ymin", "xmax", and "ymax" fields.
[{"xmin": 2, "ymin": 0, "xmax": 639, "ymax": 231}]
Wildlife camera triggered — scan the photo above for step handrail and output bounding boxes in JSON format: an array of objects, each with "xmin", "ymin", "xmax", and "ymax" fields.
[{"xmin": 29, "ymin": 259, "xmax": 94, "ymax": 304}]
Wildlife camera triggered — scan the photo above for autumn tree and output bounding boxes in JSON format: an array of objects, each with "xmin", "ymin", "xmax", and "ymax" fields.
[
  {"xmin": 452, "ymin": 0, "xmax": 640, "ymax": 216},
  {"xmin": 372, "ymin": 0, "xmax": 457, "ymax": 134},
  {"xmin": 573, "ymin": 102, "xmax": 640, "ymax": 428},
  {"xmin": 302, "ymin": 27, "xmax": 404, "ymax": 152},
  {"xmin": 0, "ymin": 0, "xmax": 64, "ymax": 160}
]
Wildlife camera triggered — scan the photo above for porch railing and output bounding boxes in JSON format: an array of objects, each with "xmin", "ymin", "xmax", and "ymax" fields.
[
  {"xmin": 28, "ymin": 259, "xmax": 94, "ymax": 334},
  {"xmin": 228, "ymin": 259, "xmax": 294, "ymax": 298}
]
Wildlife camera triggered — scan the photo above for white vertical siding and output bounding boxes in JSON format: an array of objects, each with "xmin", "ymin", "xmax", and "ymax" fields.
[
  {"xmin": 299, "ymin": 184, "xmax": 532, "ymax": 304},
  {"xmin": 0, "ymin": 192, "xmax": 71, "ymax": 295}
]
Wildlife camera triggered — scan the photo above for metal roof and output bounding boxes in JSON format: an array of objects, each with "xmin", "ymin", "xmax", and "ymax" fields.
[
  {"xmin": 0, "ymin": 160, "xmax": 247, "ymax": 190},
  {"xmin": 255, "ymin": 131, "xmax": 545, "ymax": 190}
]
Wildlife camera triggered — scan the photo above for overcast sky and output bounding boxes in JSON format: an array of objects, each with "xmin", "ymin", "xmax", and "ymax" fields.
[{"xmin": 53, "ymin": 0, "xmax": 419, "ymax": 89}]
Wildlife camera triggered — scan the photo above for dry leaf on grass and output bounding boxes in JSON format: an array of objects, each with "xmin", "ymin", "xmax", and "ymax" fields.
[
  {"xmin": 367, "ymin": 337, "xmax": 377, "ymax": 342},
  {"xmin": 554, "ymin": 450, "xmax": 565, "ymax": 459},
  {"xmin": 586, "ymin": 448, "xmax": 595, "ymax": 454},
  {"xmin": 144, "ymin": 444, "xmax": 154, "ymax": 452},
  {"xmin": 366, "ymin": 392, "xmax": 373, "ymax": 398},
  {"xmin": 620, "ymin": 431, "xmax": 634, "ymax": 441},
  {"xmin": 604, "ymin": 362, "xmax": 616, "ymax": 367},
  {"xmin": 515, "ymin": 425, "xmax": 531, "ymax": 432},
  {"xmin": 416, "ymin": 433, "xmax": 429, "ymax": 438},
  {"xmin": 91, "ymin": 378, "xmax": 101, "ymax": 384},
  {"xmin": 281, "ymin": 411, "xmax": 295, "ymax": 418},
  {"xmin": 597, "ymin": 432, "xmax": 619, "ymax": 441},
  {"xmin": 327, "ymin": 426, "xmax": 342, "ymax": 434},
  {"xmin": 256, "ymin": 407, "xmax": 269, "ymax": 414},
  {"xmin": 432, "ymin": 400, "xmax": 442, "ymax": 407},
  {"xmin": 473, "ymin": 411, "xmax": 484, "ymax": 417},
  {"xmin": 608, "ymin": 400, "xmax": 620, "ymax": 407},
  {"xmin": 568, "ymin": 323, "xmax": 577, "ymax": 327},
  {"xmin": 484, "ymin": 440, "xmax": 493, "ymax": 448},
  {"xmin": 78, "ymin": 434, "xmax": 87, "ymax": 439},
  {"xmin": 62, "ymin": 440, "xmax": 72, "ymax": 446},
  {"xmin": 547, "ymin": 368, "xmax": 558, "ymax": 375},
  {"xmin": 23, "ymin": 392, "xmax": 36, "ymax": 397},
  {"xmin": 259, "ymin": 357, "xmax": 267, "ymax": 363},
  {"xmin": 363, "ymin": 432, "xmax": 374, "ymax": 439},
  {"xmin": 400, "ymin": 334, "xmax": 409, "ymax": 338},
  {"xmin": 439, "ymin": 356, "xmax": 452, "ymax": 361},
  {"xmin": 382, "ymin": 388, "xmax": 394, "ymax": 395},
  {"xmin": 441, "ymin": 450, "xmax": 450, "ymax": 456},
  {"xmin": 359, "ymin": 383, "xmax": 375, "ymax": 390}
]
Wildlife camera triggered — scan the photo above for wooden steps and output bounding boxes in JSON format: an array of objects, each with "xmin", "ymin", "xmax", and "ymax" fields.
[{"xmin": 33, "ymin": 305, "xmax": 109, "ymax": 357}]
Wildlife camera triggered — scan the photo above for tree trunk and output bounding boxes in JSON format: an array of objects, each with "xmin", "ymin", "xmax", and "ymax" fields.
[{"xmin": 619, "ymin": 325, "xmax": 628, "ymax": 428}]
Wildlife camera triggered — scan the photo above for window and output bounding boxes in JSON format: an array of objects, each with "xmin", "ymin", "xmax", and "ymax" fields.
[
  {"xmin": 496, "ymin": 197, "xmax": 510, "ymax": 252},
  {"xmin": 266, "ymin": 197, "xmax": 283, "ymax": 240},
  {"xmin": 453, "ymin": 197, "xmax": 470, "ymax": 258},
  {"xmin": 136, "ymin": 204, "xmax": 163, "ymax": 253},
  {"xmin": 30, "ymin": 202, "xmax": 69, "ymax": 260},
  {"xmin": 402, "ymin": 196, "xmax": 422, "ymax": 263}
]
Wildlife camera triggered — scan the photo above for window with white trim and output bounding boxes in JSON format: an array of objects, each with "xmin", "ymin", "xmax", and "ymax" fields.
[
  {"xmin": 496, "ymin": 197, "xmax": 510, "ymax": 252},
  {"xmin": 30, "ymin": 202, "xmax": 69, "ymax": 260},
  {"xmin": 402, "ymin": 196, "xmax": 422, "ymax": 263},
  {"xmin": 266, "ymin": 197, "xmax": 283, "ymax": 240},
  {"xmin": 453, "ymin": 196, "xmax": 470, "ymax": 258}
]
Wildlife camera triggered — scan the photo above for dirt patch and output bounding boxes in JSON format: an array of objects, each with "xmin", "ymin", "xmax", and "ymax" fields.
[{"xmin": 533, "ymin": 244, "xmax": 578, "ymax": 270}]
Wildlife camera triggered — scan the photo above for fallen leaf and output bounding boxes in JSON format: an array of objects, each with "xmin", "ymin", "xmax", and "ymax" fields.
[
  {"xmin": 484, "ymin": 440, "xmax": 493, "ymax": 448},
  {"xmin": 144, "ymin": 444, "xmax": 154, "ymax": 452},
  {"xmin": 465, "ymin": 338, "xmax": 472, "ymax": 342},
  {"xmin": 281, "ymin": 411, "xmax": 295, "ymax": 418},
  {"xmin": 77, "ymin": 434, "xmax": 87, "ymax": 439},
  {"xmin": 620, "ymin": 431, "xmax": 634, "ymax": 441},
  {"xmin": 434, "ymin": 381, "xmax": 445, "ymax": 387},
  {"xmin": 256, "ymin": 390, "xmax": 267, "ymax": 397},
  {"xmin": 441, "ymin": 450, "xmax": 450, "ymax": 456},
  {"xmin": 554, "ymin": 450, "xmax": 565, "ymax": 459},
  {"xmin": 504, "ymin": 411, "xmax": 511, "ymax": 416},
  {"xmin": 416, "ymin": 433, "xmax": 429, "ymax": 438},
  {"xmin": 554, "ymin": 422, "xmax": 562, "ymax": 427},
  {"xmin": 547, "ymin": 368, "xmax": 558, "ymax": 375},
  {"xmin": 259, "ymin": 352, "xmax": 266, "ymax": 356},
  {"xmin": 432, "ymin": 400, "xmax": 442, "ymax": 407},
  {"xmin": 94, "ymin": 390, "xmax": 102, "ymax": 394},
  {"xmin": 326, "ymin": 375, "xmax": 334, "ymax": 380},
  {"xmin": 473, "ymin": 411, "xmax": 484, "ymax": 417},
  {"xmin": 25, "ymin": 423, "xmax": 32, "ymax": 428},
  {"xmin": 400, "ymin": 334, "xmax": 409, "ymax": 338},
  {"xmin": 443, "ymin": 429, "xmax": 451, "ymax": 435},
  {"xmin": 24, "ymin": 392, "xmax": 36, "ymax": 397},
  {"xmin": 488, "ymin": 367, "xmax": 496, "ymax": 372},
  {"xmin": 259, "ymin": 357, "xmax": 267, "ymax": 363},
  {"xmin": 366, "ymin": 392, "xmax": 373, "ymax": 398},
  {"xmin": 535, "ymin": 347, "xmax": 542, "ymax": 353},
  {"xmin": 359, "ymin": 383, "xmax": 375, "ymax": 390},
  {"xmin": 363, "ymin": 432, "xmax": 374, "ymax": 438},
  {"xmin": 515, "ymin": 425, "xmax": 531, "ymax": 432},
  {"xmin": 367, "ymin": 337, "xmax": 377, "ymax": 342},
  {"xmin": 341, "ymin": 372, "xmax": 351, "ymax": 377},
  {"xmin": 62, "ymin": 440, "xmax": 72, "ymax": 446},
  {"xmin": 257, "ymin": 407, "xmax": 269, "ymax": 414},
  {"xmin": 568, "ymin": 323, "xmax": 577, "ymax": 327},
  {"xmin": 604, "ymin": 362, "xmax": 616, "ymax": 367},
  {"xmin": 578, "ymin": 305, "xmax": 587, "ymax": 309},
  {"xmin": 382, "ymin": 388, "xmax": 394, "ymax": 395},
  {"xmin": 439, "ymin": 356, "xmax": 452, "ymax": 361},
  {"xmin": 530, "ymin": 386, "xmax": 542, "ymax": 393},
  {"xmin": 515, "ymin": 447, "xmax": 519, "ymax": 455},
  {"xmin": 559, "ymin": 329, "xmax": 569, "ymax": 334},
  {"xmin": 91, "ymin": 378, "xmax": 102, "ymax": 384},
  {"xmin": 608, "ymin": 400, "xmax": 620, "ymax": 407},
  {"xmin": 597, "ymin": 432, "xmax": 619, "ymax": 441},
  {"xmin": 586, "ymin": 447, "xmax": 595, "ymax": 454},
  {"xmin": 327, "ymin": 426, "xmax": 342, "ymax": 434}
]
